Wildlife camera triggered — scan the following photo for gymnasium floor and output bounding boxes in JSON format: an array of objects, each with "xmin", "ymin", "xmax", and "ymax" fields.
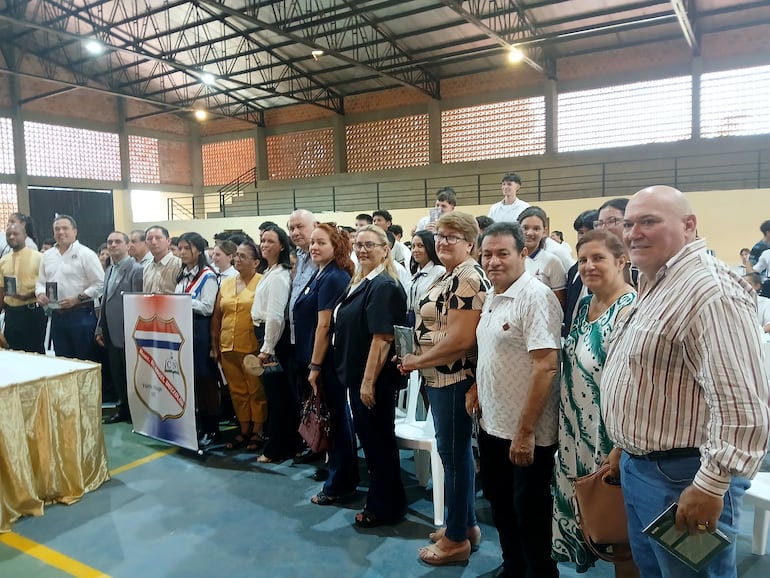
[{"xmin": 1, "ymin": 423, "xmax": 769, "ymax": 578}]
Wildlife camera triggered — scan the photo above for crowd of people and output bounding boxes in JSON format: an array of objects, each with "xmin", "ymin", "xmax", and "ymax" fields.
[{"xmin": 1, "ymin": 174, "xmax": 769, "ymax": 577}]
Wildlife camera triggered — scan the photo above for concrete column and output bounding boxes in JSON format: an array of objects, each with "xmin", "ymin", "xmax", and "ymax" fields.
[
  {"xmin": 691, "ymin": 56, "xmax": 702, "ymax": 140},
  {"xmin": 255, "ymin": 125, "xmax": 268, "ymax": 181},
  {"xmin": 333, "ymin": 113, "xmax": 347, "ymax": 174},
  {"xmin": 190, "ymin": 122, "xmax": 205, "ymax": 218},
  {"xmin": 117, "ymin": 97, "xmax": 130, "ymax": 190},
  {"xmin": 545, "ymin": 78, "xmax": 558, "ymax": 154},
  {"xmin": 10, "ymin": 73, "xmax": 30, "ymax": 214},
  {"xmin": 428, "ymin": 99, "xmax": 442, "ymax": 165}
]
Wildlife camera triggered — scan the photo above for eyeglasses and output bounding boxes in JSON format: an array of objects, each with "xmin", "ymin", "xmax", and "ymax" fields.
[
  {"xmin": 434, "ymin": 233, "xmax": 465, "ymax": 245},
  {"xmin": 593, "ymin": 217, "xmax": 623, "ymax": 229},
  {"xmin": 353, "ymin": 241, "xmax": 386, "ymax": 251}
]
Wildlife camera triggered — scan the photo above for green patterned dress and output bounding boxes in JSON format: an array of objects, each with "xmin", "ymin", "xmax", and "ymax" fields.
[{"xmin": 552, "ymin": 291, "xmax": 636, "ymax": 572}]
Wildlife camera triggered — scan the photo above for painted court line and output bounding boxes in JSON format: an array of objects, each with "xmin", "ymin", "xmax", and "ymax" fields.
[
  {"xmin": 0, "ymin": 447, "xmax": 178, "ymax": 576},
  {"xmin": 109, "ymin": 446, "xmax": 178, "ymax": 476},
  {"xmin": 0, "ymin": 532, "xmax": 110, "ymax": 578}
]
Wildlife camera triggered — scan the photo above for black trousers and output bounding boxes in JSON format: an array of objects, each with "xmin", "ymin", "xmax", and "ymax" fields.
[
  {"xmin": 478, "ymin": 428, "xmax": 558, "ymax": 578},
  {"xmin": 104, "ymin": 330, "xmax": 130, "ymax": 419},
  {"xmin": 3, "ymin": 304, "xmax": 46, "ymax": 354}
]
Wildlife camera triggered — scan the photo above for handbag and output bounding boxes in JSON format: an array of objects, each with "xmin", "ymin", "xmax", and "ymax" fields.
[
  {"xmin": 573, "ymin": 463, "xmax": 632, "ymax": 562},
  {"xmin": 298, "ymin": 389, "xmax": 332, "ymax": 453}
]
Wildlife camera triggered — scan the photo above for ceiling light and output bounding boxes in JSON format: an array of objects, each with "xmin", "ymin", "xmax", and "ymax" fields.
[
  {"xmin": 200, "ymin": 72, "xmax": 215, "ymax": 85},
  {"xmin": 194, "ymin": 109, "xmax": 207, "ymax": 121},
  {"xmin": 508, "ymin": 46, "xmax": 524, "ymax": 63},
  {"xmin": 311, "ymin": 49, "xmax": 324, "ymax": 61},
  {"xmin": 85, "ymin": 40, "xmax": 103, "ymax": 55}
]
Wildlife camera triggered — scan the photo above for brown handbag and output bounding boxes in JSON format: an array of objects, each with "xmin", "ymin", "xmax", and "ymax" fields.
[
  {"xmin": 573, "ymin": 464, "xmax": 632, "ymax": 562},
  {"xmin": 298, "ymin": 389, "xmax": 332, "ymax": 453}
]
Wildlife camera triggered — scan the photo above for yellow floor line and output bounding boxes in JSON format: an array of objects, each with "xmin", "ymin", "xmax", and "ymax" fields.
[
  {"xmin": 0, "ymin": 533, "xmax": 110, "ymax": 577},
  {"xmin": 109, "ymin": 446, "xmax": 178, "ymax": 476}
]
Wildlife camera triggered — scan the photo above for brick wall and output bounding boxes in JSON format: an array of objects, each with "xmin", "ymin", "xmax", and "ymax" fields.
[
  {"xmin": 159, "ymin": 140, "xmax": 192, "ymax": 186},
  {"xmin": 125, "ymin": 100, "xmax": 191, "ymax": 136},
  {"xmin": 0, "ymin": 73, "xmax": 11, "ymax": 108}
]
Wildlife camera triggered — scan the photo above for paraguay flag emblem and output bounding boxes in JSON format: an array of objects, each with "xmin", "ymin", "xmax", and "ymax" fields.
[{"xmin": 132, "ymin": 315, "xmax": 188, "ymax": 420}]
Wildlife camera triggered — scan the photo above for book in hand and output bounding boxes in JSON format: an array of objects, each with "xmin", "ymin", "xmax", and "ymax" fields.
[
  {"xmin": 45, "ymin": 281, "xmax": 61, "ymax": 309},
  {"xmin": 393, "ymin": 325, "xmax": 414, "ymax": 360},
  {"xmin": 643, "ymin": 502, "xmax": 731, "ymax": 572},
  {"xmin": 3, "ymin": 276, "xmax": 17, "ymax": 296}
]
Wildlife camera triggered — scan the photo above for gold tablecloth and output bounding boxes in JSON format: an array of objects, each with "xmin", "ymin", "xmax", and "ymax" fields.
[{"xmin": 0, "ymin": 351, "xmax": 110, "ymax": 532}]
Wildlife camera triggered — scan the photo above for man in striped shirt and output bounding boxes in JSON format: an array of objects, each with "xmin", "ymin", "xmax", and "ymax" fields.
[{"xmin": 602, "ymin": 185, "xmax": 770, "ymax": 577}]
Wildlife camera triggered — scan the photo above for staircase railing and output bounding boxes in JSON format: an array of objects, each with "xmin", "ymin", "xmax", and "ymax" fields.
[
  {"xmin": 167, "ymin": 197, "xmax": 194, "ymax": 220},
  {"xmin": 218, "ymin": 166, "xmax": 258, "ymax": 216}
]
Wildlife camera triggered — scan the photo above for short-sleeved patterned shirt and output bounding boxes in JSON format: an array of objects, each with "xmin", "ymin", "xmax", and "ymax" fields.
[{"xmin": 415, "ymin": 258, "xmax": 491, "ymax": 388}]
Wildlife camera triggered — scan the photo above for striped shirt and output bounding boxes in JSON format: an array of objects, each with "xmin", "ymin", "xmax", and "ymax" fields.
[{"xmin": 602, "ymin": 238, "xmax": 770, "ymax": 497}]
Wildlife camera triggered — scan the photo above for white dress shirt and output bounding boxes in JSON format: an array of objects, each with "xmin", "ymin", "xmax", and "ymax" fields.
[
  {"xmin": 251, "ymin": 264, "xmax": 291, "ymax": 355},
  {"xmin": 35, "ymin": 240, "xmax": 104, "ymax": 301}
]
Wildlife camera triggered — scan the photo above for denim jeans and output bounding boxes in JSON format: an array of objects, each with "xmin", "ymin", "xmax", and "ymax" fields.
[
  {"xmin": 620, "ymin": 452, "xmax": 747, "ymax": 578},
  {"xmin": 426, "ymin": 377, "xmax": 476, "ymax": 542}
]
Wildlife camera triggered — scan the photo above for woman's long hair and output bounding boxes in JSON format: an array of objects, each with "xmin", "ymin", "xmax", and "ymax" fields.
[
  {"xmin": 314, "ymin": 223, "xmax": 354, "ymax": 276},
  {"xmin": 351, "ymin": 225, "xmax": 400, "ymax": 284},
  {"xmin": 176, "ymin": 232, "xmax": 210, "ymax": 282},
  {"xmin": 410, "ymin": 229, "xmax": 440, "ymax": 275},
  {"xmin": 260, "ymin": 224, "xmax": 293, "ymax": 270}
]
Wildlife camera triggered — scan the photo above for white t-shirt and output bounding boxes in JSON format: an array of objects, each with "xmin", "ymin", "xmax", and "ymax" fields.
[
  {"xmin": 754, "ymin": 248, "xmax": 770, "ymax": 278},
  {"xmin": 487, "ymin": 198, "xmax": 530, "ymax": 223},
  {"xmin": 475, "ymin": 271, "xmax": 561, "ymax": 444},
  {"xmin": 525, "ymin": 248, "xmax": 567, "ymax": 292},
  {"xmin": 544, "ymin": 236, "xmax": 575, "ymax": 271},
  {"xmin": 758, "ymin": 295, "xmax": 770, "ymax": 328}
]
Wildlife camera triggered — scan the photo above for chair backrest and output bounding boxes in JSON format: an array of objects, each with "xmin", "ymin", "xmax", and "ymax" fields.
[{"xmin": 404, "ymin": 370, "xmax": 422, "ymax": 422}]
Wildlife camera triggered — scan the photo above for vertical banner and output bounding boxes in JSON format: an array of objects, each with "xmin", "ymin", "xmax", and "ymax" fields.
[{"xmin": 123, "ymin": 293, "xmax": 198, "ymax": 451}]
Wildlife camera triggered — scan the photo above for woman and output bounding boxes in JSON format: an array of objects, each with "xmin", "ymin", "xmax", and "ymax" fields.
[
  {"xmin": 408, "ymin": 230, "xmax": 445, "ymax": 326},
  {"xmin": 211, "ymin": 240, "xmax": 237, "ymax": 279},
  {"xmin": 250, "ymin": 224, "xmax": 294, "ymax": 463},
  {"xmin": 175, "ymin": 232, "xmax": 221, "ymax": 447},
  {"xmin": 211, "ymin": 240, "xmax": 266, "ymax": 451},
  {"xmin": 400, "ymin": 212, "xmax": 491, "ymax": 566},
  {"xmin": 334, "ymin": 225, "xmax": 407, "ymax": 527},
  {"xmin": 293, "ymin": 224, "xmax": 358, "ymax": 505},
  {"xmin": 518, "ymin": 206, "xmax": 567, "ymax": 307},
  {"xmin": 552, "ymin": 229, "xmax": 637, "ymax": 577},
  {"xmin": 98, "ymin": 242, "xmax": 110, "ymax": 271}
]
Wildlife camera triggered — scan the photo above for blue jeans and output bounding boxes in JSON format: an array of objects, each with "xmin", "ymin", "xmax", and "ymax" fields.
[
  {"xmin": 427, "ymin": 378, "xmax": 476, "ymax": 541},
  {"xmin": 620, "ymin": 452, "xmax": 747, "ymax": 578},
  {"xmin": 51, "ymin": 306, "xmax": 97, "ymax": 361}
]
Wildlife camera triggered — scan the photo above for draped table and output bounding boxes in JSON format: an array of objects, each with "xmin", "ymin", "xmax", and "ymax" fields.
[{"xmin": 0, "ymin": 350, "xmax": 110, "ymax": 532}]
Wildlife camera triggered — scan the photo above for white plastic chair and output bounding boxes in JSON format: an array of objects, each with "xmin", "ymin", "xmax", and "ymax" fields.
[
  {"xmin": 745, "ymin": 472, "xmax": 770, "ymax": 555},
  {"xmin": 395, "ymin": 371, "xmax": 445, "ymax": 526}
]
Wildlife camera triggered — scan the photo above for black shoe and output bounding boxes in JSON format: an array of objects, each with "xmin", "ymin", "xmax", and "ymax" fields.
[
  {"xmin": 198, "ymin": 432, "xmax": 218, "ymax": 448},
  {"xmin": 103, "ymin": 413, "xmax": 130, "ymax": 424},
  {"xmin": 312, "ymin": 467, "xmax": 329, "ymax": 481},
  {"xmin": 293, "ymin": 449, "xmax": 323, "ymax": 464}
]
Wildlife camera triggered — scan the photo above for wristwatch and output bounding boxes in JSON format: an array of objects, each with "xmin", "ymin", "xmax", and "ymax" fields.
[{"xmin": 78, "ymin": 293, "xmax": 89, "ymax": 303}]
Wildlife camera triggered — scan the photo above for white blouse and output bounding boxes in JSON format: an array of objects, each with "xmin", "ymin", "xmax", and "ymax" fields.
[{"xmin": 250, "ymin": 264, "xmax": 291, "ymax": 355}]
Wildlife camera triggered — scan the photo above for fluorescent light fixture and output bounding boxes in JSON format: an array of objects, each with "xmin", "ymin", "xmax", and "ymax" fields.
[
  {"xmin": 508, "ymin": 46, "xmax": 524, "ymax": 63},
  {"xmin": 311, "ymin": 49, "xmax": 324, "ymax": 60},
  {"xmin": 85, "ymin": 40, "xmax": 103, "ymax": 55},
  {"xmin": 200, "ymin": 72, "xmax": 215, "ymax": 85},
  {"xmin": 194, "ymin": 109, "xmax": 208, "ymax": 121}
]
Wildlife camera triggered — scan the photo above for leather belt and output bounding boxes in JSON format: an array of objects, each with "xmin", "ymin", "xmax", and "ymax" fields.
[
  {"xmin": 5, "ymin": 303, "xmax": 40, "ymax": 310},
  {"xmin": 52, "ymin": 302, "xmax": 94, "ymax": 314},
  {"xmin": 628, "ymin": 447, "xmax": 700, "ymax": 461}
]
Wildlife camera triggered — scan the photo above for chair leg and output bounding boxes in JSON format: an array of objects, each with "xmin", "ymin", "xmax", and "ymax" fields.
[
  {"xmin": 430, "ymin": 444, "xmax": 445, "ymax": 526},
  {"xmin": 414, "ymin": 449, "xmax": 430, "ymax": 487},
  {"xmin": 753, "ymin": 507, "xmax": 770, "ymax": 556}
]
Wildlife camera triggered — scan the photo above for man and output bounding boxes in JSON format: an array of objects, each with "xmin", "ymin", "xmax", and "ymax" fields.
[
  {"xmin": 602, "ymin": 185, "xmax": 770, "ymax": 577},
  {"xmin": 128, "ymin": 229, "xmax": 153, "ymax": 266},
  {"xmin": 287, "ymin": 209, "xmax": 320, "ymax": 462},
  {"xmin": 97, "ymin": 231, "xmax": 144, "ymax": 424},
  {"xmin": 596, "ymin": 198, "xmax": 638, "ymax": 287},
  {"xmin": 562, "ymin": 209, "xmax": 598, "ymax": 337},
  {"xmin": 414, "ymin": 187, "xmax": 456, "ymax": 233},
  {"xmin": 354, "ymin": 213, "xmax": 372, "ymax": 231},
  {"xmin": 749, "ymin": 220, "xmax": 770, "ymax": 266},
  {"xmin": 0, "ymin": 223, "xmax": 46, "ymax": 353},
  {"xmin": 143, "ymin": 225, "xmax": 182, "ymax": 293},
  {"xmin": 35, "ymin": 214, "xmax": 104, "ymax": 361},
  {"xmin": 743, "ymin": 272, "xmax": 770, "ymax": 332},
  {"xmin": 487, "ymin": 172, "xmax": 530, "ymax": 224},
  {"xmin": 471, "ymin": 221, "xmax": 561, "ymax": 578},
  {"xmin": 373, "ymin": 210, "xmax": 409, "ymax": 266}
]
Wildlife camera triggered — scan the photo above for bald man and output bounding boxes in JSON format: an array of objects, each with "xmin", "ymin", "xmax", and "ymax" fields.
[{"xmin": 602, "ymin": 185, "xmax": 770, "ymax": 577}]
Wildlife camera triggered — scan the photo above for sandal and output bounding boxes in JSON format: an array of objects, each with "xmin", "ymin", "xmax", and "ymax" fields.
[
  {"xmin": 311, "ymin": 492, "xmax": 338, "ymax": 506},
  {"xmin": 418, "ymin": 542, "xmax": 471, "ymax": 566},
  {"xmin": 246, "ymin": 433, "xmax": 265, "ymax": 452},
  {"xmin": 225, "ymin": 433, "xmax": 249, "ymax": 451},
  {"xmin": 353, "ymin": 509, "xmax": 402, "ymax": 528},
  {"xmin": 429, "ymin": 526, "xmax": 481, "ymax": 551}
]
